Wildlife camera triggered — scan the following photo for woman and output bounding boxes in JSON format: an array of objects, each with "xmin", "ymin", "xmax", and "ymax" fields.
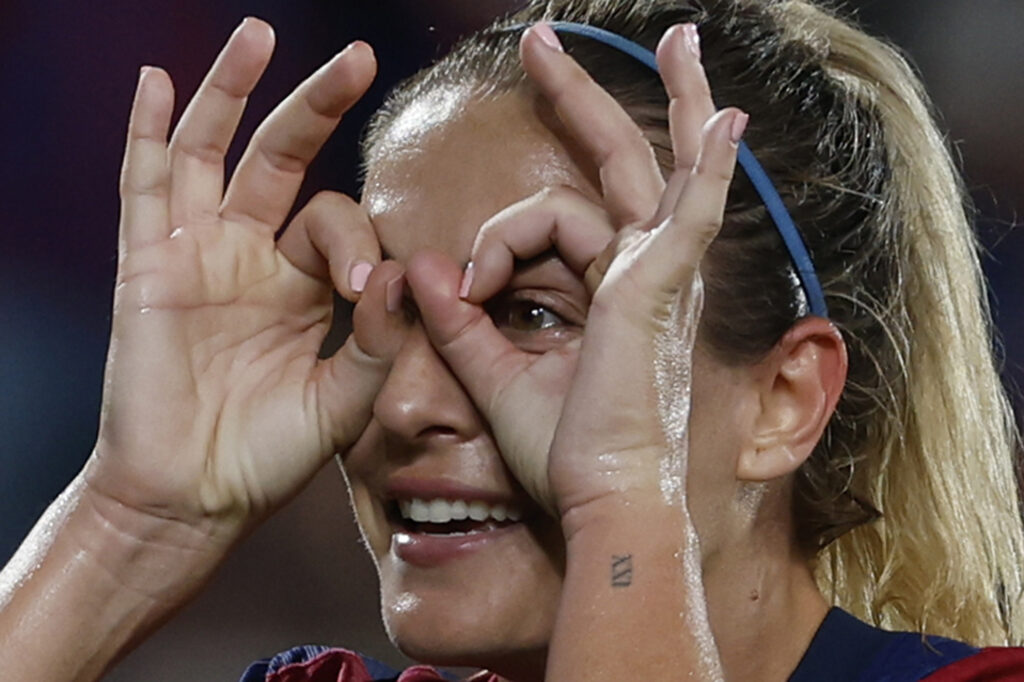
[{"xmin": 1, "ymin": 0, "xmax": 1022, "ymax": 680}]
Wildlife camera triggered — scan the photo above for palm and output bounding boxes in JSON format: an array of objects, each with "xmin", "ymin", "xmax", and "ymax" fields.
[{"xmin": 96, "ymin": 222, "xmax": 331, "ymax": 516}]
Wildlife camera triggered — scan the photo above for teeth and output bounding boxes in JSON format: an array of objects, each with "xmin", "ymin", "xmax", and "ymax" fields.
[
  {"xmin": 468, "ymin": 501, "xmax": 489, "ymax": 522},
  {"xmin": 409, "ymin": 498, "xmax": 430, "ymax": 523},
  {"xmin": 397, "ymin": 498, "xmax": 524, "ymax": 525},
  {"xmin": 450, "ymin": 500, "xmax": 468, "ymax": 520},
  {"xmin": 428, "ymin": 499, "xmax": 450, "ymax": 523}
]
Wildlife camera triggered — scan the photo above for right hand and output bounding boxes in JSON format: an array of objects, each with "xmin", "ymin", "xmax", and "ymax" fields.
[{"xmin": 85, "ymin": 18, "xmax": 392, "ymax": 547}]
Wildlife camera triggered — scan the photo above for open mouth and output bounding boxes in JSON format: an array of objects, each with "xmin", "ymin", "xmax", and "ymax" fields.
[{"xmin": 387, "ymin": 497, "xmax": 525, "ymax": 536}]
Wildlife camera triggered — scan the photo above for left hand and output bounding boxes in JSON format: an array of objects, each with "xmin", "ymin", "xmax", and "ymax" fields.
[{"xmin": 404, "ymin": 23, "xmax": 745, "ymax": 521}]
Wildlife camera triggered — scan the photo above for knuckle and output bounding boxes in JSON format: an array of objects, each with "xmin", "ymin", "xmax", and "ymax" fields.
[
  {"xmin": 258, "ymin": 141, "xmax": 308, "ymax": 175},
  {"xmin": 310, "ymin": 189, "xmax": 354, "ymax": 211},
  {"xmin": 539, "ymin": 184, "xmax": 587, "ymax": 211},
  {"xmin": 207, "ymin": 76, "xmax": 250, "ymax": 102},
  {"xmin": 119, "ymin": 168, "xmax": 168, "ymax": 198},
  {"xmin": 692, "ymin": 215, "xmax": 724, "ymax": 244},
  {"xmin": 540, "ymin": 184, "xmax": 575, "ymax": 203},
  {"xmin": 303, "ymin": 86, "xmax": 346, "ymax": 121},
  {"xmin": 693, "ymin": 161, "xmax": 735, "ymax": 184},
  {"xmin": 169, "ymin": 137, "xmax": 227, "ymax": 166}
]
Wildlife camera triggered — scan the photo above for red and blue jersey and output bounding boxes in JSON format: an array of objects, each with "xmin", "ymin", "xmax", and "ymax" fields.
[
  {"xmin": 240, "ymin": 608, "xmax": 1024, "ymax": 681},
  {"xmin": 789, "ymin": 608, "xmax": 1024, "ymax": 681}
]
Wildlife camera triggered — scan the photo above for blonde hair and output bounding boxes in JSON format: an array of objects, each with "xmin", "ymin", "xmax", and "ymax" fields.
[
  {"xmin": 773, "ymin": 1, "xmax": 1024, "ymax": 644},
  {"xmin": 366, "ymin": 0, "xmax": 1024, "ymax": 646}
]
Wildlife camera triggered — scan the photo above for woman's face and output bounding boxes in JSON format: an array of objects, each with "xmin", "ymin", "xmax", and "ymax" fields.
[{"xmin": 346, "ymin": 87, "xmax": 749, "ymax": 674}]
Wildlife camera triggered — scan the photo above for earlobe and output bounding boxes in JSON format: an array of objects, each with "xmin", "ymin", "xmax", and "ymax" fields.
[{"xmin": 735, "ymin": 318, "xmax": 847, "ymax": 482}]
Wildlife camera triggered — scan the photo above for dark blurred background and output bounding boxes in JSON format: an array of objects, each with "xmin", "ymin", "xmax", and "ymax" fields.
[{"xmin": 2, "ymin": 1, "xmax": 1022, "ymax": 679}]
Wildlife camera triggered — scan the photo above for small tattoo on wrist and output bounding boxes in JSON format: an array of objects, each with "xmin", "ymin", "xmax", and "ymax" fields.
[{"xmin": 611, "ymin": 554, "xmax": 633, "ymax": 587}]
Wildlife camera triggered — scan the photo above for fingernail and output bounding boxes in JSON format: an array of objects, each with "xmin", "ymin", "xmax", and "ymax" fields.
[
  {"xmin": 349, "ymin": 261, "xmax": 373, "ymax": 293},
  {"xmin": 385, "ymin": 276, "xmax": 404, "ymax": 314},
  {"xmin": 730, "ymin": 111, "xmax": 750, "ymax": 143},
  {"xmin": 138, "ymin": 65, "xmax": 150, "ymax": 82},
  {"xmin": 459, "ymin": 262, "xmax": 475, "ymax": 299},
  {"xmin": 532, "ymin": 23, "xmax": 564, "ymax": 53},
  {"xmin": 684, "ymin": 24, "xmax": 701, "ymax": 59}
]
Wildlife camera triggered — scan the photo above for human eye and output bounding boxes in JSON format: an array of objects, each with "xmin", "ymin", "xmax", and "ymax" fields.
[
  {"xmin": 493, "ymin": 298, "xmax": 563, "ymax": 332},
  {"xmin": 485, "ymin": 291, "xmax": 582, "ymax": 351}
]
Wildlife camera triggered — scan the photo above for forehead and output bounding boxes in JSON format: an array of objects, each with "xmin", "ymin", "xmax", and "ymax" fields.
[{"xmin": 363, "ymin": 88, "xmax": 599, "ymax": 263}]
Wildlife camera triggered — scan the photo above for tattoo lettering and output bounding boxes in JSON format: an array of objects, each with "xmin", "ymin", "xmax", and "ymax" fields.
[{"xmin": 611, "ymin": 554, "xmax": 633, "ymax": 587}]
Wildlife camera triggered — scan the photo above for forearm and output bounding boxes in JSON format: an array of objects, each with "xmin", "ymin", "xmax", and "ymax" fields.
[
  {"xmin": 0, "ymin": 472, "xmax": 231, "ymax": 681},
  {"xmin": 548, "ymin": 493, "xmax": 723, "ymax": 681}
]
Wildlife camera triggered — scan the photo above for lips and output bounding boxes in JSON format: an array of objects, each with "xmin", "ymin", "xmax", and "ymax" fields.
[{"xmin": 384, "ymin": 478, "xmax": 532, "ymax": 566}]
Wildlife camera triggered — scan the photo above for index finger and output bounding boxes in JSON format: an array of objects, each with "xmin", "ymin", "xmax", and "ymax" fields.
[
  {"xmin": 220, "ymin": 41, "xmax": 377, "ymax": 229},
  {"xmin": 520, "ymin": 24, "xmax": 664, "ymax": 227}
]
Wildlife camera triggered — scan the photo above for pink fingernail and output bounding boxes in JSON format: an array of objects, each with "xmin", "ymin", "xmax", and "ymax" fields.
[
  {"xmin": 532, "ymin": 23, "xmax": 564, "ymax": 53},
  {"xmin": 459, "ymin": 262, "xmax": 475, "ymax": 299},
  {"xmin": 386, "ymin": 276, "xmax": 404, "ymax": 314},
  {"xmin": 684, "ymin": 24, "xmax": 701, "ymax": 59},
  {"xmin": 349, "ymin": 261, "xmax": 373, "ymax": 293},
  {"xmin": 730, "ymin": 111, "xmax": 750, "ymax": 143}
]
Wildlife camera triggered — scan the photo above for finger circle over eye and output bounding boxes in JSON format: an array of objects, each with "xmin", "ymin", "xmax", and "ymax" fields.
[{"xmin": 465, "ymin": 186, "xmax": 616, "ymax": 302}]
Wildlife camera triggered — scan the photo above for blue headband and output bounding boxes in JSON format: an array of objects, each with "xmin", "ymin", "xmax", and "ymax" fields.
[{"xmin": 512, "ymin": 22, "xmax": 829, "ymax": 318}]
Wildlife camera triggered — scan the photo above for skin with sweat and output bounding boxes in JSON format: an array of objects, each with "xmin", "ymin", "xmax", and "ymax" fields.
[
  {"xmin": 0, "ymin": 18, "xmax": 851, "ymax": 682},
  {"xmin": 347, "ymin": 88, "xmax": 828, "ymax": 681}
]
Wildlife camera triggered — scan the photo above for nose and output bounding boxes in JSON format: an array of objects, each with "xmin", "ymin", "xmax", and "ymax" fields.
[{"xmin": 372, "ymin": 322, "xmax": 483, "ymax": 443}]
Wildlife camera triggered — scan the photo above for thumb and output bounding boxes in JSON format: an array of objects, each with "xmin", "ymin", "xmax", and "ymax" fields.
[{"xmin": 316, "ymin": 259, "xmax": 406, "ymax": 453}]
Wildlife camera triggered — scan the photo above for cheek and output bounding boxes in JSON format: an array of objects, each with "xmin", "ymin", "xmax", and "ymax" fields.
[
  {"xmin": 341, "ymin": 424, "xmax": 389, "ymax": 558},
  {"xmin": 686, "ymin": 354, "xmax": 753, "ymax": 534},
  {"xmin": 689, "ymin": 356, "xmax": 747, "ymax": 475}
]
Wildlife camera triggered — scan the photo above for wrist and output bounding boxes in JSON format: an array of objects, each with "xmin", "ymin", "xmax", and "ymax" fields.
[
  {"xmin": 74, "ymin": 475, "xmax": 236, "ymax": 604},
  {"xmin": 0, "ymin": 473, "xmax": 231, "ymax": 681},
  {"xmin": 559, "ymin": 485, "xmax": 696, "ymax": 546}
]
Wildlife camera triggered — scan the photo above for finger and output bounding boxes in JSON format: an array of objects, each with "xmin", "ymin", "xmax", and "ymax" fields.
[
  {"xmin": 167, "ymin": 18, "xmax": 275, "ymax": 226},
  {"xmin": 652, "ymin": 24, "xmax": 717, "ymax": 224},
  {"xmin": 320, "ymin": 260, "xmax": 406, "ymax": 451},
  {"xmin": 276, "ymin": 191, "xmax": 381, "ymax": 302},
  {"xmin": 406, "ymin": 250, "xmax": 531, "ymax": 412},
  {"xmin": 350, "ymin": 259, "xmax": 407, "ymax": 360},
  {"xmin": 220, "ymin": 41, "xmax": 377, "ymax": 229},
  {"xmin": 520, "ymin": 24, "xmax": 664, "ymax": 227},
  {"xmin": 635, "ymin": 109, "xmax": 745, "ymax": 295},
  {"xmin": 119, "ymin": 66, "xmax": 174, "ymax": 254},
  {"xmin": 660, "ymin": 24, "xmax": 716, "ymax": 176},
  {"xmin": 583, "ymin": 227, "xmax": 645, "ymax": 295},
  {"xmin": 463, "ymin": 186, "xmax": 615, "ymax": 302}
]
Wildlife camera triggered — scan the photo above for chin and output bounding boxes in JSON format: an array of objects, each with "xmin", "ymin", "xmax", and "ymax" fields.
[
  {"xmin": 386, "ymin": 605, "xmax": 548, "ymax": 673},
  {"xmin": 372, "ymin": 518, "xmax": 564, "ymax": 677}
]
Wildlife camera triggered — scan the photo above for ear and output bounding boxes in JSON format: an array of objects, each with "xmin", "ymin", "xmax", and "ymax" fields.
[{"xmin": 736, "ymin": 318, "xmax": 848, "ymax": 482}]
